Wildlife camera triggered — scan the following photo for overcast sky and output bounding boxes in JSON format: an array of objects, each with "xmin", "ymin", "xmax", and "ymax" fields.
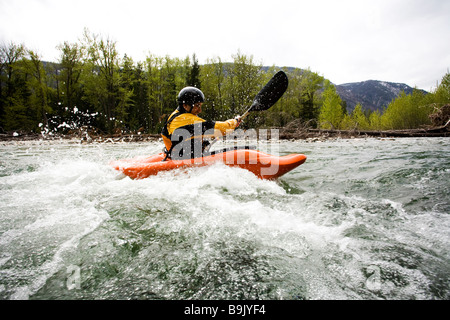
[{"xmin": 1, "ymin": 0, "xmax": 449, "ymax": 90}]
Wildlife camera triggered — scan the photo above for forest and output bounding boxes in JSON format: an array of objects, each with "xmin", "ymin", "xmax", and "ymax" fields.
[{"xmin": 1, "ymin": 29, "xmax": 449, "ymax": 137}]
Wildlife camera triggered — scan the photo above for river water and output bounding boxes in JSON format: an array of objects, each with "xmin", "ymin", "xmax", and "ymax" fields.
[{"xmin": 0, "ymin": 137, "xmax": 448, "ymax": 300}]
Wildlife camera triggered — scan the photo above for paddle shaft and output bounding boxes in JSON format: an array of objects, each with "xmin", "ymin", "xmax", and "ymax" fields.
[{"xmin": 239, "ymin": 107, "xmax": 252, "ymax": 121}]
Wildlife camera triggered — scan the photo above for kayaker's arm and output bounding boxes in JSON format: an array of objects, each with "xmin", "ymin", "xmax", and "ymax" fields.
[{"xmin": 213, "ymin": 119, "xmax": 239, "ymax": 137}]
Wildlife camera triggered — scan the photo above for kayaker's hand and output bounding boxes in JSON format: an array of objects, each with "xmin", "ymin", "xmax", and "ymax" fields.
[
  {"xmin": 202, "ymin": 139, "xmax": 211, "ymax": 152},
  {"xmin": 235, "ymin": 116, "xmax": 242, "ymax": 127}
]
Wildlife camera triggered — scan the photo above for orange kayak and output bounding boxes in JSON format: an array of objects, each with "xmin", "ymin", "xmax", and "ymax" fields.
[{"xmin": 110, "ymin": 149, "xmax": 306, "ymax": 180}]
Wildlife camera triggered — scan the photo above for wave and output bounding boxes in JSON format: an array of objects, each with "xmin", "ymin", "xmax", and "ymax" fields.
[{"xmin": 0, "ymin": 138, "xmax": 448, "ymax": 300}]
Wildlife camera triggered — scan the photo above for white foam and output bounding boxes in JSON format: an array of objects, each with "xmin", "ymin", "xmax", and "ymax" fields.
[
  {"xmin": 0, "ymin": 154, "xmax": 113, "ymax": 299},
  {"xmin": 1, "ymin": 139, "xmax": 449, "ymax": 300},
  {"xmin": 9, "ymin": 207, "xmax": 108, "ymax": 300}
]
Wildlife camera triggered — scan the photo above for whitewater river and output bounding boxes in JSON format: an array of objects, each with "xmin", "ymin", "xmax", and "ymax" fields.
[{"xmin": 0, "ymin": 137, "xmax": 448, "ymax": 300}]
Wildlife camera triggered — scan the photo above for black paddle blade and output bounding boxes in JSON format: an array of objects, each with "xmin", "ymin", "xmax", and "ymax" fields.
[{"xmin": 250, "ymin": 70, "xmax": 289, "ymax": 111}]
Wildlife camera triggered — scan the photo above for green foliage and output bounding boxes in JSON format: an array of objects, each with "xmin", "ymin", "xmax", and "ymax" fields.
[
  {"xmin": 1, "ymin": 33, "xmax": 448, "ymax": 134},
  {"xmin": 199, "ymin": 56, "xmax": 226, "ymax": 120},
  {"xmin": 351, "ymin": 104, "xmax": 371, "ymax": 130},
  {"xmin": 0, "ymin": 36, "xmax": 333, "ymax": 134},
  {"xmin": 297, "ymin": 68, "xmax": 325, "ymax": 125},
  {"xmin": 331, "ymin": 72, "xmax": 450, "ymax": 131},
  {"xmin": 117, "ymin": 54, "xmax": 135, "ymax": 129},
  {"xmin": 264, "ymin": 67, "xmax": 325, "ymax": 128},
  {"xmin": 433, "ymin": 72, "xmax": 450, "ymax": 106},
  {"xmin": 0, "ymin": 42, "xmax": 26, "ymax": 130},
  {"xmin": 25, "ymin": 50, "xmax": 54, "ymax": 127},
  {"xmin": 368, "ymin": 110, "xmax": 382, "ymax": 130},
  {"xmin": 318, "ymin": 81, "xmax": 344, "ymax": 129},
  {"xmin": 57, "ymin": 41, "xmax": 84, "ymax": 112},
  {"xmin": 187, "ymin": 54, "xmax": 201, "ymax": 88},
  {"xmin": 81, "ymin": 29, "xmax": 123, "ymax": 132},
  {"xmin": 380, "ymin": 89, "xmax": 433, "ymax": 129},
  {"xmin": 226, "ymin": 52, "xmax": 263, "ymax": 127}
]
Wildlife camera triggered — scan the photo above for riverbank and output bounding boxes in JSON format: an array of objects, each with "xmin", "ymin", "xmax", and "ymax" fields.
[
  {"xmin": 0, "ymin": 131, "xmax": 162, "ymax": 144},
  {"xmin": 278, "ymin": 117, "xmax": 450, "ymax": 140},
  {"xmin": 279, "ymin": 124, "xmax": 450, "ymax": 140},
  {"xmin": 1, "ymin": 121, "xmax": 448, "ymax": 144}
]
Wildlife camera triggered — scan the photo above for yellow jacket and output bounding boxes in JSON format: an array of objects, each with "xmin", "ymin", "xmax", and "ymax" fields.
[{"xmin": 161, "ymin": 107, "xmax": 238, "ymax": 159}]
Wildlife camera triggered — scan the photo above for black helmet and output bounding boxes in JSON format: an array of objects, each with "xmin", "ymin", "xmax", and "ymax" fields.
[{"xmin": 177, "ymin": 87, "xmax": 205, "ymax": 107}]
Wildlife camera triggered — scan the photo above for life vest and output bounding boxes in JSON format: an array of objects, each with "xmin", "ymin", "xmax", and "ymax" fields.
[
  {"xmin": 161, "ymin": 106, "xmax": 215, "ymax": 160},
  {"xmin": 161, "ymin": 106, "xmax": 238, "ymax": 160}
]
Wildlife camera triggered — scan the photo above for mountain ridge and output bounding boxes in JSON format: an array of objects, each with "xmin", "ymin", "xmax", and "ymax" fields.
[
  {"xmin": 268, "ymin": 66, "xmax": 427, "ymax": 113},
  {"xmin": 335, "ymin": 80, "xmax": 428, "ymax": 113}
]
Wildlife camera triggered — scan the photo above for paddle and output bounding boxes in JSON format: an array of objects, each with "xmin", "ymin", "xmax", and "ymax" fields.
[
  {"xmin": 240, "ymin": 70, "xmax": 289, "ymax": 120},
  {"xmin": 204, "ymin": 70, "xmax": 289, "ymax": 152}
]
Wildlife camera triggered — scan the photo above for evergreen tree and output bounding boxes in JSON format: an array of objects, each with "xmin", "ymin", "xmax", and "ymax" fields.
[
  {"xmin": 263, "ymin": 66, "xmax": 295, "ymax": 127},
  {"xmin": 225, "ymin": 51, "xmax": 262, "ymax": 125},
  {"xmin": 298, "ymin": 68, "xmax": 324, "ymax": 126},
  {"xmin": 351, "ymin": 103, "xmax": 370, "ymax": 130},
  {"xmin": 117, "ymin": 54, "xmax": 135, "ymax": 132},
  {"xmin": 81, "ymin": 29, "xmax": 121, "ymax": 133},
  {"xmin": 0, "ymin": 42, "xmax": 26, "ymax": 130},
  {"xmin": 160, "ymin": 56, "xmax": 179, "ymax": 117},
  {"xmin": 381, "ymin": 89, "xmax": 432, "ymax": 129},
  {"xmin": 199, "ymin": 56, "xmax": 225, "ymax": 120},
  {"xmin": 56, "ymin": 41, "xmax": 84, "ymax": 121},
  {"xmin": 25, "ymin": 50, "xmax": 53, "ymax": 129},
  {"xmin": 187, "ymin": 53, "xmax": 201, "ymax": 88},
  {"xmin": 434, "ymin": 72, "xmax": 450, "ymax": 106},
  {"xmin": 129, "ymin": 62, "xmax": 149, "ymax": 132},
  {"xmin": 319, "ymin": 81, "xmax": 344, "ymax": 129},
  {"xmin": 145, "ymin": 54, "xmax": 164, "ymax": 133},
  {"xmin": 368, "ymin": 110, "xmax": 382, "ymax": 130}
]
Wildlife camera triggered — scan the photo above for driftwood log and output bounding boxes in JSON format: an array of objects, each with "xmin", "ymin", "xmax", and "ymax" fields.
[{"xmin": 279, "ymin": 105, "xmax": 450, "ymax": 139}]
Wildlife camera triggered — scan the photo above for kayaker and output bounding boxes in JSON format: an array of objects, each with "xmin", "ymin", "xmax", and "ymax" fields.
[{"xmin": 161, "ymin": 87, "xmax": 241, "ymax": 160}]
